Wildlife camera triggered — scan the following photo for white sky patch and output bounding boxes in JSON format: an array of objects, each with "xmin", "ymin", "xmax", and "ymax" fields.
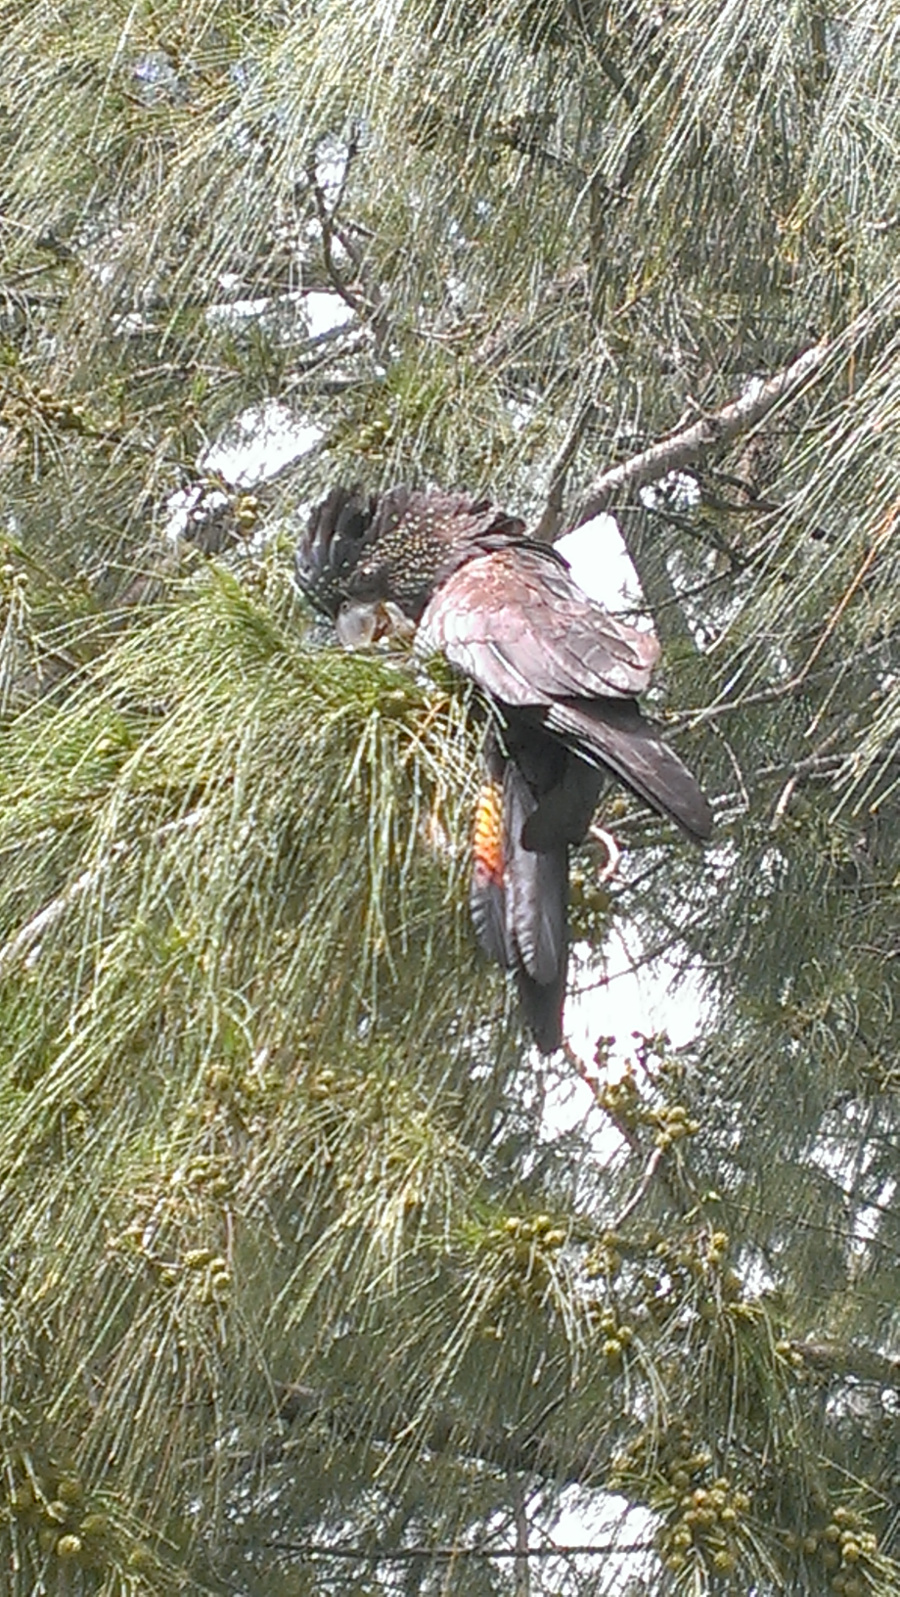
[
  {"xmin": 508, "ymin": 400, "xmax": 532, "ymax": 433},
  {"xmin": 570, "ymin": 927, "xmax": 706, "ymax": 1061},
  {"xmin": 305, "ymin": 290, "xmax": 352, "ymax": 338},
  {"xmin": 165, "ymin": 400, "xmax": 323, "ymax": 540},
  {"xmin": 205, "ymin": 289, "xmax": 305, "ymax": 331},
  {"xmin": 311, "ymin": 139, "xmax": 355, "ymax": 197},
  {"xmin": 205, "ymin": 284, "xmax": 351, "ymax": 345},
  {"xmin": 541, "ymin": 934, "xmax": 705, "ymax": 1153},
  {"xmin": 481, "ymin": 1485, "xmax": 656, "ymax": 1589},
  {"xmin": 165, "ymin": 484, "xmax": 230, "ymax": 542},
  {"xmin": 854, "ymin": 1182, "xmax": 896, "ymax": 1244},
  {"xmin": 202, "ymin": 399, "xmax": 323, "ymax": 487},
  {"xmin": 547, "ymin": 1487, "xmax": 656, "ymax": 1585},
  {"xmin": 556, "ymin": 515, "xmax": 644, "ymax": 611},
  {"xmin": 639, "ymin": 470, "xmax": 700, "ymax": 513}
]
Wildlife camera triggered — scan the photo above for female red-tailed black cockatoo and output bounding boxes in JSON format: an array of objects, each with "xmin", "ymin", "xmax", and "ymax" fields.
[{"xmin": 295, "ymin": 485, "xmax": 712, "ymax": 1051}]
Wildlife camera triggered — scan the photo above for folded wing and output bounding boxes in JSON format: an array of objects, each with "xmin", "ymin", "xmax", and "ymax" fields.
[{"xmin": 419, "ymin": 546, "xmax": 713, "ymax": 843}]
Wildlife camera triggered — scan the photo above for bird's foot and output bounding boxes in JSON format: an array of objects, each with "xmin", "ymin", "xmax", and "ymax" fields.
[{"xmin": 589, "ymin": 824, "xmax": 621, "ymax": 882}]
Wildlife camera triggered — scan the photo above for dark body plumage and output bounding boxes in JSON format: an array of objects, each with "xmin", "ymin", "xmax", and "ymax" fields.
[{"xmin": 296, "ymin": 485, "xmax": 712, "ymax": 1052}]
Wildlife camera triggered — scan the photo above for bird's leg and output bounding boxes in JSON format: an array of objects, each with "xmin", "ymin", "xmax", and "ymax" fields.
[{"xmin": 589, "ymin": 823, "xmax": 621, "ymax": 882}]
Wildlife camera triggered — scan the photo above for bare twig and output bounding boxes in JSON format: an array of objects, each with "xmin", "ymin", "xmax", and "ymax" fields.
[
  {"xmin": 757, "ymin": 725, "xmax": 848, "ymax": 782},
  {"xmin": 491, "ymin": 118, "xmax": 584, "ymax": 179},
  {"xmin": 509, "ymin": 1475, "xmax": 531, "ymax": 1597},
  {"xmin": 710, "ymin": 726, "xmax": 750, "ymax": 813},
  {"xmin": 769, "ymin": 775, "xmax": 798, "ymax": 832},
  {"xmin": 304, "ymin": 132, "xmax": 390, "ymax": 346},
  {"xmin": 869, "ymin": 213, "xmax": 900, "ymax": 234},
  {"xmin": 306, "ymin": 155, "xmax": 368, "ymax": 319},
  {"xmin": 767, "ymin": 749, "xmax": 847, "ymax": 828},
  {"xmin": 610, "ymin": 1145, "xmax": 664, "ymax": 1231},
  {"xmin": 532, "ymin": 401, "xmax": 596, "ymax": 543},
  {"xmin": 562, "ymin": 1037, "xmax": 604, "ymax": 1106},
  {"xmin": 678, "ymin": 653, "xmax": 860, "ymax": 729},
  {"xmin": 266, "ymin": 1540, "xmax": 654, "ymax": 1563}
]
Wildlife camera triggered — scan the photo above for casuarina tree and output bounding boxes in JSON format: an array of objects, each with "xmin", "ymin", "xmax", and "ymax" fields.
[{"xmin": 0, "ymin": 2, "xmax": 897, "ymax": 1594}]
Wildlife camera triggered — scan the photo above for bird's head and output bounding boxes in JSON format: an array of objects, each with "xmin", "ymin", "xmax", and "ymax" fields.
[
  {"xmin": 296, "ymin": 485, "xmax": 426, "ymax": 649},
  {"xmin": 296, "ymin": 483, "xmax": 530, "ymax": 642},
  {"xmin": 295, "ymin": 484, "xmax": 443, "ymax": 625}
]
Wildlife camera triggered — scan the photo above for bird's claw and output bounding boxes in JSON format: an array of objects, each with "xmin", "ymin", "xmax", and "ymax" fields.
[{"xmin": 589, "ymin": 823, "xmax": 621, "ymax": 882}]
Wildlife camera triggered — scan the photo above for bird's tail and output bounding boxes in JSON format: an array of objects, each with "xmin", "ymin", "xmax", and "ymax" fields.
[
  {"xmin": 546, "ymin": 699, "xmax": 713, "ymax": 843},
  {"xmin": 470, "ymin": 760, "xmax": 567, "ymax": 1054}
]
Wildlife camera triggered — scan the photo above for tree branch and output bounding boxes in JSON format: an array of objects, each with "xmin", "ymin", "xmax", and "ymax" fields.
[
  {"xmin": 306, "ymin": 155, "xmax": 369, "ymax": 321},
  {"xmin": 572, "ymin": 294, "xmax": 900, "ymax": 525},
  {"xmin": 790, "ymin": 1339, "xmax": 900, "ymax": 1388},
  {"xmin": 275, "ymin": 1379, "xmax": 614, "ymax": 1490},
  {"xmin": 510, "ymin": 1473, "xmax": 531, "ymax": 1597},
  {"xmin": 532, "ymin": 400, "xmax": 596, "ymax": 542},
  {"xmin": 305, "ymin": 133, "xmax": 391, "ymax": 353},
  {"xmin": 264, "ymin": 1539, "xmax": 654, "ymax": 1563}
]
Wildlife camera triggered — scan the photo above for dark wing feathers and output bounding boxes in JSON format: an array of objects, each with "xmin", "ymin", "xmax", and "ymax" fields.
[
  {"xmin": 545, "ymin": 699, "xmax": 712, "ymax": 843},
  {"xmin": 420, "ymin": 547, "xmax": 712, "ymax": 843},
  {"xmin": 421, "ymin": 550, "xmax": 660, "ymax": 703},
  {"xmin": 504, "ymin": 761, "xmax": 568, "ymax": 988},
  {"xmin": 500, "ymin": 760, "xmax": 568, "ymax": 1054},
  {"xmin": 296, "ymin": 486, "xmax": 375, "ymax": 614}
]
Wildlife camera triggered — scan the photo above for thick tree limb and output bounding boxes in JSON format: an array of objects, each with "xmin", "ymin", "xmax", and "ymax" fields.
[
  {"xmin": 263, "ymin": 1329, "xmax": 900, "ymax": 1520},
  {"xmin": 572, "ymin": 295, "xmax": 900, "ymax": 526}
]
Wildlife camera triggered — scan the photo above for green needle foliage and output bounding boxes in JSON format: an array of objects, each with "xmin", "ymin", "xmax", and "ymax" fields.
[{"xmin": 0, "ymin": 2, "xmax": 898, "ymax": 1594}]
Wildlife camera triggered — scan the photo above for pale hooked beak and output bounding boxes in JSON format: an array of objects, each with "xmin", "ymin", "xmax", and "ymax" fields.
[{"xmin": 336, "ymin": 600, "xmax": 416, "ymax": 650}]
